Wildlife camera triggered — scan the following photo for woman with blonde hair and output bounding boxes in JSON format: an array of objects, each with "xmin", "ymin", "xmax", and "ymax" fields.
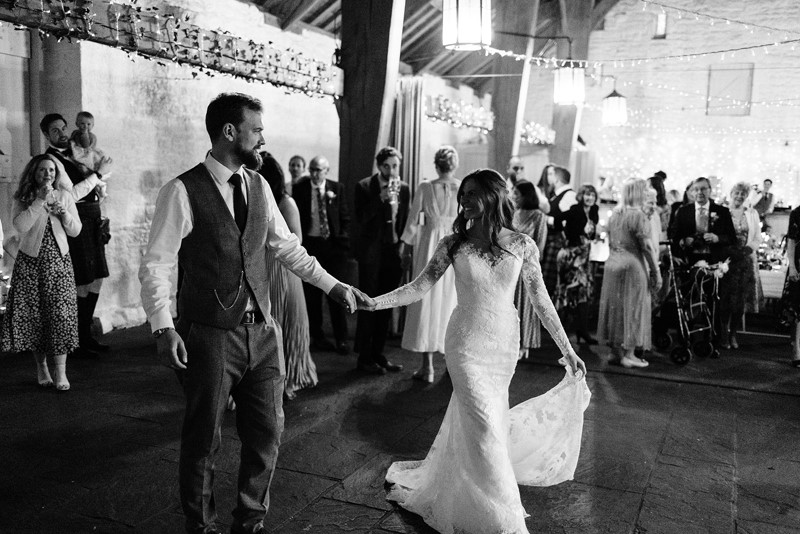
[
  {"xmin": 399, "ymin": 145, "xmax": 460, "ymax": 382},
  {"xmin": 1, "ymin": 154, "xmax": 81, "ymax": 390},
  {"xmin": 719, "ymin": 181, "xmax": 762, "ymax": 349},
  {"xmin": 597, "ymin": 178, "xmax": 661, "ymax": 368}
]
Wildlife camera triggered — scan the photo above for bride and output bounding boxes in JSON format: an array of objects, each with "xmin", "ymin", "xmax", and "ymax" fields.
[{"xmin": 356, "ymin": 169, "xmax": 590, "ymax": 534}]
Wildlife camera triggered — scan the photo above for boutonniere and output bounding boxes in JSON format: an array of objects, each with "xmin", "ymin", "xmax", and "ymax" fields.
[
  {"xmin": 325, "ymin": 190, "xmax": 336, "ymax": 202},
  {"xmin": 709, "ymin": 212, "xmax": 719, "ymax": 223}
]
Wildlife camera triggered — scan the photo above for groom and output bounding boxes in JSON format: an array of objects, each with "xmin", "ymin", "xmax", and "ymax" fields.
[{"xmin": 139, "ymin": 92, "xmax": 359, "ymax": 534}]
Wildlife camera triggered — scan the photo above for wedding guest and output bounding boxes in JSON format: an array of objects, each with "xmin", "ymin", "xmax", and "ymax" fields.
[
  {"xmin": 751, "ymin": 178, "xmax": 775, "ymax": 218},
  {"xmin": 719, "ymin": 182, "xmax": 762, "ymax": 350},
  {"xmin": 69, "ymin": 111, "xmax": 108, "ymax": 198},
  {"xmin": 671, "ymin": 177, "xmax": 736, "ymax": 265},
  {"xmin": 542, "ymin": 165, "xmax": 576, "ymax": 296},
  {"xmin": 537, "ymin": 163, "xmax": 555, "ymax": 199},
  {"xmin": 259, "ymin": 153, "xmax": 317, "ymax": 400},
  {"xmin": 293, "ymin": 155, "xmax": 351, "ymax": 354},
  {"xmin": 781, "ymin": 204, "xmax": 800, "ymax": 367},
  {"xmin": 353, "ymin": 146, "xmax": 410, "ymax": 375},
  {"xmin": 1, "ymin": 154, "xmax": 81, "ymax": 391},
  {"xmin": 597, "ymin": 178, "xmax": 661, "ymax": 369},
  {"xmin": 643, "ymin": 187, "xmax": 662, "ymax": 265},
  {"xmin": 648, "ymin": 172, "xmax": 669, "ymax": 239},
  {"xmin": 555, "ymin": 185, "xmax": 599, "ymax": 345},
  {"xmin": 506, "ymin": 156, "xmax": 548, "ymax": 213},
  {"xmin": 667, "ymin": 184, "xmax": 695, "ymax": 241},
  {"xmin": 41, "ymin": 113, "xmax": 112, "ymax": 359},
  {"xmin": 398, "ymin": 146, "xmax": 460, "ymax": 382},
  {"xmin": 286, "ymin": 155, "xmax": 307, "ymax": 195},
  {"xmin": 511, "ymin": 180, "xmax": 547, "ymax": 358}
]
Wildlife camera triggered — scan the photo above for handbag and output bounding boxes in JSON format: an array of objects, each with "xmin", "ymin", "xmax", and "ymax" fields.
[{"xmin": 98, "ymin": 216, "xmax": 111, "ymax": 244}]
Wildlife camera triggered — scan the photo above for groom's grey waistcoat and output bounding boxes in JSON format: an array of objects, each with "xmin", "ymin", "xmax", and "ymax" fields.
[{"xmin": 177, "ymin": 164, "xmax": 270, "ymax": 329}]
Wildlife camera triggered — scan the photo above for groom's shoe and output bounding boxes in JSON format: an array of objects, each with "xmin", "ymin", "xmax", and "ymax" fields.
[
  {"xmin": 231, "ymin": 522, "xmax": 265, "ymax": 534},
  {"xmin": 357, "ymin": 362, "xmax": 387, "ymax": 375},
  {"xmin": 378, "ymin": 358, "xmax": 403, "ymax": 373}
]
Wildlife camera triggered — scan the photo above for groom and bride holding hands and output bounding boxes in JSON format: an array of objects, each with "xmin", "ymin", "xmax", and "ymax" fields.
[{"xmin": 139, "ymin": 92, "xmax": 589, "ymax": 534}]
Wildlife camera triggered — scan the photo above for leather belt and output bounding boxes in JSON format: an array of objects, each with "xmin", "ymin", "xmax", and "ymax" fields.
[{"xmin": 240, "ymin": 310, "xmax": 265, "ymax": 325}]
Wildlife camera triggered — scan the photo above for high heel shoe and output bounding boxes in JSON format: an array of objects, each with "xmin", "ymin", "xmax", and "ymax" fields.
[
  {"xmin": 620, "ymin": 356, "xmax": 649, "ymax": 369},
  {"xmin": 412, "ymin": 369, "xmax": 435, "ymax": 384},
  {"xmin": 730, "ymin": 334, "xmax": 739, "ymax": 349},
  {"xmin": 576, "ymin": 331, "xmax": 598, "ymax": 345},
  {"xmin": 36, "ymin": 367, "xmax": 53, "ymax": 388},
  {"xmin": 53, "ymin": 358, "xmax": 70, "ymax": 392}
]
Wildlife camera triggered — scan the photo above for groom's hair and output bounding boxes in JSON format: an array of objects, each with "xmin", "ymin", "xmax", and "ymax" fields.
[{"xmin": 205, "ymin": 93, "xmax": 262, "ymax": 141}]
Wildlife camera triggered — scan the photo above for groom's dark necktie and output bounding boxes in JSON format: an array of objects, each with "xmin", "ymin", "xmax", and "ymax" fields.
[{"xmin": 229, "ymin": 173, "xmax": 247, "ymax": 232}]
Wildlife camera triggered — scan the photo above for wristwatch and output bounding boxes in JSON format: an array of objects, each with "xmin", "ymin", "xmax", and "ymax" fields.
[{"xmin": 153, "ymin": 327, "xmax": 174, "ymax": 339}]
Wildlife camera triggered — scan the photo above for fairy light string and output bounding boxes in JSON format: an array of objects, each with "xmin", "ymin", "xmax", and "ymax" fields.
[{"xmin": 0, "ymin": 0, "xmax": 341, "ymax": 98}]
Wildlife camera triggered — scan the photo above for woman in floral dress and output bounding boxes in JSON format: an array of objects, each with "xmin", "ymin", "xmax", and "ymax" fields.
[{"xmin": 1, "ymin": 154, "xmax": 81, "ymax": 391}]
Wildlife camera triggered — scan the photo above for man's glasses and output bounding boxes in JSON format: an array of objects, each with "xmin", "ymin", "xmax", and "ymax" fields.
[
  {"xmin": 309, "ymin": 167, "xmax": 326, "ymax": 173},
  {"xmin": 512, "ymin": 166, "xmax": 524, "ymax": 171}
]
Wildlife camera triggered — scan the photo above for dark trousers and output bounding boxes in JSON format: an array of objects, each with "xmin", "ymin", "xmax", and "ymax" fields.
[
  {"xmin": 176, "ymin": 318, "xmax": 285, "ymax": 533},
  {"xmin": 302, "ymin": 236, "xmax": 348, "ymax": 342},
  {"xmin": 356, "ymin": 243, "xmax": 403, "ymax": 366}
]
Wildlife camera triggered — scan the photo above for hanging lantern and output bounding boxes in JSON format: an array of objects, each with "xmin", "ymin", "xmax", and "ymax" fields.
[
  {"xmin": 442, "ymin": 0, "xmax": 492, "ymax": 51},
  {"xmin": 553, "ymin": 65, "xmax": 585, "ymax": 105},
  {"xmin": 602, "ymin": 88, "xmax": 628, "ymax": 125}
]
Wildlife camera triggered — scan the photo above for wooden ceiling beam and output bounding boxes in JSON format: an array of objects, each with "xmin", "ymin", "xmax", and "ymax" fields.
[{"xmin": 279, "ymin": 0, "xmax": 324, "ymax": 30}]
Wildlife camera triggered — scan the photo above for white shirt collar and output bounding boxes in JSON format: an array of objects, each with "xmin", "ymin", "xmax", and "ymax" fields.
[
  {"xmin": 554, "ymin": 183, "xmax": 571, "ymax": 195},
  {"xmin": 311, "ymin": 178, "xmax": 326, "ymax": 194},
  {"xmin": 695, "ymin": 201, "xmax": 710, "ymax": 210},
  {"xmin": 204, "ymin": 152, "xmax": 246, "ymax": 186}
]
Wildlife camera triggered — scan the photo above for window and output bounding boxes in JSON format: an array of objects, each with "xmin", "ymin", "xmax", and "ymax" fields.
[
  {"xmin": 706, "ymin": 63, "xmax": 754, "ymax": 116},
  {"xmin": 653, "ymin": 12, "xmax": 667, "ymax": 39}
]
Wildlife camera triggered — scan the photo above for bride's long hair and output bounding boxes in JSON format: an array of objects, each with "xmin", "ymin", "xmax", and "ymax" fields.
[{"xmin": 450, "ymin": 169, "xmax": 515, "ymax": 257}]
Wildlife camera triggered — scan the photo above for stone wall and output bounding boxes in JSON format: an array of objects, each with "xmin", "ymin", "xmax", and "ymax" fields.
[
  {"xmin": 76, "ymin": 0, "xmax": 342, "ymax": 328},
  {"xmin": 525, "ymin": 0, "xmax": 800, "ymax": 201}
]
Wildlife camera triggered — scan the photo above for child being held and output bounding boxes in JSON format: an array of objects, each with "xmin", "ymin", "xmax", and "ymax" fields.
[{"xmin": 69, "ymin": 111, "xmax": 109, "ymax": 199}]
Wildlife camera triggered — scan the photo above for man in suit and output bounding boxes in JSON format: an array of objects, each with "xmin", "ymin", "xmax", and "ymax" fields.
[
  {"xmin": 353, "ymin": 146, "xmax": 410, "ymax": 375},
  {"xmin": 671, "ymin": 176, "xmax": 736, "ymax": 264},
  {"xmin": 139, "ymin": 93, "xmax": 360, "ymax": 534},
  {"xmin": 41, "ymin": 113, "xmax": 113, "ymax": 359},
  {"xmin": 293, "ymin": 155, "xmax": 351, "ymax": 354}
]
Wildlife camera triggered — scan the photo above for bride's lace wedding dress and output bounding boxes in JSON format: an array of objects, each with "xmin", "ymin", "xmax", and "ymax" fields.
[{"xmin": 374, "ymin": 232, "xmax": 591, "ymax": 534}]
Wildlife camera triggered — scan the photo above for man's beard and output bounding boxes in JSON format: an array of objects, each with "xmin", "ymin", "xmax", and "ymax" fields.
[
  {"xmin": 52, "ymin": 137, "xmax": 69, "ymax": 149},
  {"xmin": 236, "ymin": 144, "xmax": 263, "ymax": 170}
]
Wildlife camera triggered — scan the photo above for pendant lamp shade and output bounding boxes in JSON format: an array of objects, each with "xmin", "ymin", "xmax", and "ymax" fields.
[
  {"xmin": 442, "ymin": 0, "xmax": 492, "ymax": 51},
  {"xmin": 602, "ymin": 89, "xmax": 628, "ymax": 126},
  {"xmin": 553, "ymin": 66, "xmax": 585, "ymax": 105}
]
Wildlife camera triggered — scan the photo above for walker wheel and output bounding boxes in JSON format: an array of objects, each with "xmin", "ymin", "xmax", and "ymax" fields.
[
  {"xmin": 654, "ymin": 332, "xmax": 672, "ymax": 350},
  {"xmin": 670, "ymin": 346, "xmax": 692, "ymax": 365},
  {"xmin": 692, "ymin": 341, "xmax": 715, "ymax": 358}
]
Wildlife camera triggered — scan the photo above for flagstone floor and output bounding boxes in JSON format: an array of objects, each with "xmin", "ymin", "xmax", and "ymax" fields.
[{"xmin": 2, "ymin": 324, "xmax": 800, "ymax": 533}]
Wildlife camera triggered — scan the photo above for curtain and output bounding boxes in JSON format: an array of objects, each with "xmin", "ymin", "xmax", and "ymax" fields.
[
  {"xmin": 390, "ymin": 76, "xmax": 424, "ymax": 335},
  {"xmin": 392, "ymin": 75, "xmax": 424, "ymax": 197}
]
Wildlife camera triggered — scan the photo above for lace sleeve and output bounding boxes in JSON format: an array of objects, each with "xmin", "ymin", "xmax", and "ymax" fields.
[
  {"xmin": 520, "ymin": 237, "xmax": 577, "ymax": 360},
  {"xmin": 374, "ymin": 235, "xmax": 455, "ymax": 310}
]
